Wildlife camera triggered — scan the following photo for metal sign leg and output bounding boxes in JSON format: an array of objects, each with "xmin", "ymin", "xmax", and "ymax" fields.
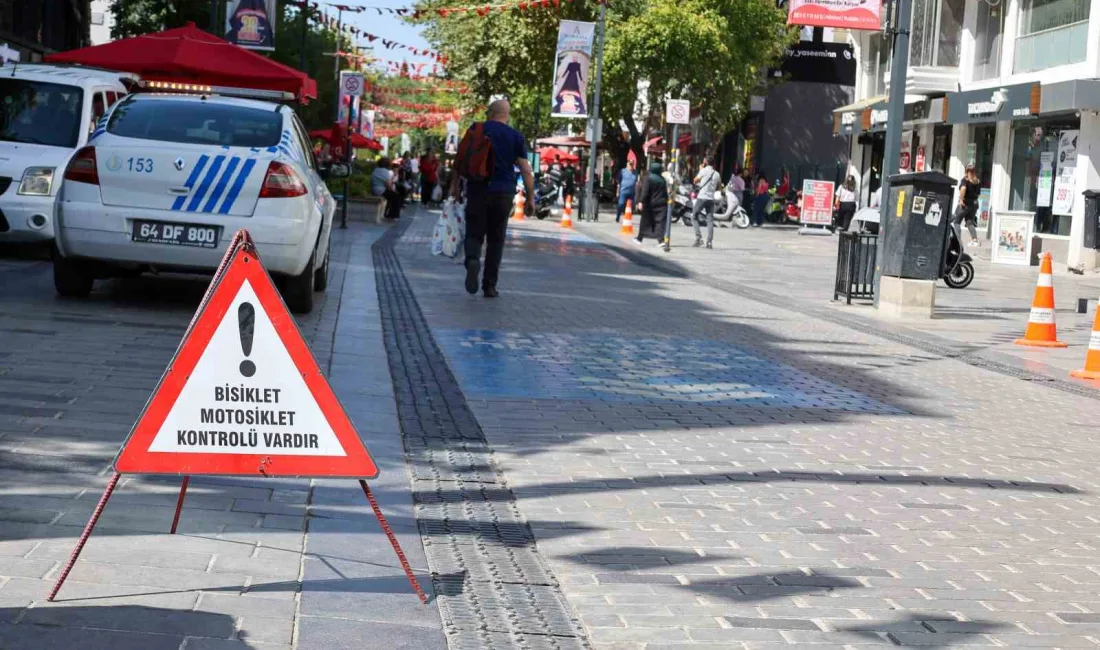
[
  {"xmin": 170, "ymin": 476, "xmax": 190, "ymax": 534},
  {"xmin": 47, "ymin": 472, "xmax": 122, "ymax": 601},
  {"xmin": 359, "ymin": 480, "xmax": 429, "ymax": 604}
]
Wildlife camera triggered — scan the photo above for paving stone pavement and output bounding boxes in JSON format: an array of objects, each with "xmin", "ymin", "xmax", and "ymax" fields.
[
  {"xmin": 393, "ymin": 208, "xmax": 1100, "ymax": 649},
  {"xmin": 0, "ymin": 225, "xmax": 445, "ymax": 649}
]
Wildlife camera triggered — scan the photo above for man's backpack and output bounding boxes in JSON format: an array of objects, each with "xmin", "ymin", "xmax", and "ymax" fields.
[{"xmin": 455, "ymin": 122, "xmax": 495, "ymax": 182}]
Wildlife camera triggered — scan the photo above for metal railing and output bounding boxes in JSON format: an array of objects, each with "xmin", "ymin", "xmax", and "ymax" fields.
[{"xmin": 834, "ymin": 232, "xmax": 878, "ymax": 304}]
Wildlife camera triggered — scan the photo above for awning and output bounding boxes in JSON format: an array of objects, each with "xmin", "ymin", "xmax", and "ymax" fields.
[
  {"xmin": 644, "ymin": 136, "xmax": 665, "ymax": 154},
  {"xmin": 535, "ymin": 135, "xmax": 590, "ymax": 148},
  {"xmin": 538, "ymin": 146, "xmax": 579, "ymax": 163},
  {"xmin": 309, "ymin": 128, "xmax": 382, "ymax": 151},
  {"xmin": 832, "ymin": 94, "xmax": 888, "ymax": 114},
  {"xmin": 1040, "ymin": 79, "xmax": 1100, "ymax": 115},
  {"xmin": 45, "ymin": 22, "xmax": 317, "ymax": 101}
]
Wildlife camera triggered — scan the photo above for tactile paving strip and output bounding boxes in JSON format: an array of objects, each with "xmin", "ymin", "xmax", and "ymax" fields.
[{"xmin": 373, "ymin": 223, "xmax": 590, "ymax": 650}]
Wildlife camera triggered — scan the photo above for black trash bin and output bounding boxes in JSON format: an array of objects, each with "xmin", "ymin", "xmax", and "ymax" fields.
[
  {"xmin": 834, "ymin": 232, "xmax": 878, "ymax": 304},
  {"xmin": 1083, "ymin": 190, "xmax": 1100, "ymax": 249},
  {"xmin": 881, "ymin": 171, "xmax": 957, "ymax": 280}
]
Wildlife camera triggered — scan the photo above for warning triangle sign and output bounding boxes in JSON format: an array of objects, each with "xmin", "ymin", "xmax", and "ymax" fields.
[{"xmin": 115, "ymin": 242, "xmax": 378, "ymax": 478}]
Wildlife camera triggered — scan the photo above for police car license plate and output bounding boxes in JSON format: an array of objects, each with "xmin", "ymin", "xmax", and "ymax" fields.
[{"xmin": 131, "ymin": 220, "xmax": 220, "ymax": 249}]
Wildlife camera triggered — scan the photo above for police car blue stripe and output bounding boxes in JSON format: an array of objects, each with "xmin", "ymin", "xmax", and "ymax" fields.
[
  {"xmin": 172, "ymin": 154, "xmax": 210, "ymax": 211},
  {"xmin": 219, "ymin": 159, "xmax": 257, "ymax": 215},
  {"xmin": 203, "ymin": 156, "xmax": 240, "ymax": 213},
  {"xmin": 266, "ymin": 146, "xmax": 279, "ymax": 153},
  {"xmin": 186, "ymin": 155, "xmax": 225, "ymax": 212}
]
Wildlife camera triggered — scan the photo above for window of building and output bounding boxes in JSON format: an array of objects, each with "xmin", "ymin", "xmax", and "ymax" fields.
[
  {"xmin": 865, "ymin": 33, "xmax": 889, "ymax": 97},
  {"xmin": 973, "ymin": 0, "xmax": 1005, "ymax": 80},
  {"xmin": 909, "ymin": 0, "xmax": 963, "ymax": 67},
  {"xmin": 1008, "ymin": 119, "xmax": 1080, "ymax": 235},
  {"xmin": 1015, "ymin": 0, "xmax": 1089, "ymax": 72}
]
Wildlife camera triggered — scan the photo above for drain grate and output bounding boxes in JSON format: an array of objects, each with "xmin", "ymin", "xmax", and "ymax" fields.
[{"xmin": 373, "ymin": 222, "xmax": 589, "ymax": 650}]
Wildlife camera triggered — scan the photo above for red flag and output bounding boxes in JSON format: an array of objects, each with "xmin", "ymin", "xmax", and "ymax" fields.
[{"xmin": 437, "ymin": 8, "xmax": 450, "ymax": 16}]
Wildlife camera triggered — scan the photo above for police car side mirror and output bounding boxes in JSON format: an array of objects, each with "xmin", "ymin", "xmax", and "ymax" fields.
[{"xmin": 327, "ymin": 162, "xmax": 350, "ymax": 179}]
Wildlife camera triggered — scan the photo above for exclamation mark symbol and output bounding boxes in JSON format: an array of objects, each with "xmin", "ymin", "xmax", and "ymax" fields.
[{"xmin": 238, "ymin": 302, "xmax": 256, "ymax": 378}]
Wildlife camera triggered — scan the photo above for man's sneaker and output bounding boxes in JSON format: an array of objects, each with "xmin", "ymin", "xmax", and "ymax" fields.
[
  {"xmin": 633, "ymin": 238, "xmax": 644, "ymax": 246},
  {"xmin": 968, "ymin": 240, "xmax": 980, "ymax": 247},
  {"xmin": 483, "ymin": 287, "xmax": 499, "ymax": 298},
  {"xmin": 465, "ymin": 259, "xmax": 480, "ymax": 295},
  {"xmin": 706, "ymin": 242, "xmax": 713, "ymax": 249},
  {"xmin": 693, "ymin": 239, "xmax": 703, "ymax": 247}
]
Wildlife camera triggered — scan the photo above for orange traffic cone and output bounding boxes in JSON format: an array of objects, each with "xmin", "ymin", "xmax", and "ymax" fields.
[
  {"xmin": 1071, "ymin": 302, "xmax": 1100, "ymax": 379},
  {"xmin": 561, "ymin": 195, "xmax": 574, "ymax": 229},
  {"xmin": 1015, "ymin": 251, "xmax": 1067, "ymax": 348},
  {"xmin": 620, "ymin": 200, "xmax": 634, "ymax": 235},
  {"xmin": 512, "ymin": 190, "xmax": 525, "ymax": 221}
]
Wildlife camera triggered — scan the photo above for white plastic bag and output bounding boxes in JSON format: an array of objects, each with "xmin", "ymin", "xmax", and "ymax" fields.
[
  {"xmin": 430, "ymin": 213, "xmax": 447, "ymax": 256},
  {"xmin": 431, "ymin": 184, "xmax": 443, "ymax": 203},
  {"xmin": 441, "ymin": 199, "xmax": 466, "ymax": 258}
]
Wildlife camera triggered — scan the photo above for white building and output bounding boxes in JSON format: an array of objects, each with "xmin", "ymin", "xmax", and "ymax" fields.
[
  {"xmin": 89, "ymin": 0, "xmax": 115, "ymax": 45},
  {"xmin": 836, "ymin": 0, "xmax": 1100, "ymax": 269}
]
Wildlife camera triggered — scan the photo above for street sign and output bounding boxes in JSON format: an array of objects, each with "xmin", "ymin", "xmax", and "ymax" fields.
[
  {"xmin": 666, "ymin": 99, "xmax": 690, "ymax": 125},
  {"xmin": 800, "ymin": 179, "xmax": 835, "ymax": 226},
  {"xmin": 114, "ymin": 238, "xmax": 379, "ymax": 478},
  {"xmin": 342, "ymin": 72, "xmax": 364, "ymax": 97}
]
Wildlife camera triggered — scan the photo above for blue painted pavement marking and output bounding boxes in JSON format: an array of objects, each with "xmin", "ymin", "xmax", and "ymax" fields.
[{"xmin": 434, "ymin": 329, "xmax": 901, "ymax": 413}]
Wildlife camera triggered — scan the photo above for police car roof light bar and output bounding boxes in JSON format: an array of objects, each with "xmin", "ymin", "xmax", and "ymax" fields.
[{"xmin": 141, "ymin": 80, "xmax": 295, "ymax": 102}]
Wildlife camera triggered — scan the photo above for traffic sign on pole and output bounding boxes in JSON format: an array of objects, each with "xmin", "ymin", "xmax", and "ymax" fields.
[
  {"xmin": 666, "ymin": 99, "xmax": 690, "ymax": 125},
  {"xmin": 342, "ymin": 72, "xmax": 364, "ymax": 97}
]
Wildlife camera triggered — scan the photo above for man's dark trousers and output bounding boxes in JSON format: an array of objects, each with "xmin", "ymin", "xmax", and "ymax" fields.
[{"xmin": 465, "ymin": 184, "xmax": 513, "ymax": 290}]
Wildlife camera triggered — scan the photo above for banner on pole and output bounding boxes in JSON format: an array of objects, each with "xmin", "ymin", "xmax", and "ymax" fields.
[
  {"xmin": 360, "ymin": 110, "xmax": 375, "ymax": 140},
  {"xmin": 445, "ymin": 121, "xmax": 459, "ymax": 154},
  {"xmin": 787, "ymin": 0, "xmax": 882, "ymax": 31},
  {"xmin": 551, "ymin": 20, "xmax": 595, "ymax": 119},
  {"xmin": 225, "ymin": 0, "xmax": 277, "ymax": 51}
]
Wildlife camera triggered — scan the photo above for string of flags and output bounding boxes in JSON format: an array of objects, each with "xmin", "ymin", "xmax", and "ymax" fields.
[{"xmin": 309, "ymin": 0, "xmax": 597, "ymax": 20}]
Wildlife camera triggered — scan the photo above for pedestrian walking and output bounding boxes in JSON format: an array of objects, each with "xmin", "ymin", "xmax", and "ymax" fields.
[
  {"xmin": 728, "ymin": 167, "xmax": 745, "ymax": 212},
  {"xmin": 955, "ymin": 164, "xmax": 981, "ymax": 246},
  {"xmin": 420, "ymin": 150, "xmax": 439, "ymax": 207},
  {"xmin": 752, "ymin": 173, "xmax": 770, "ymax": 227},
  {"xmin": 450, "ymin": 98, "xmax": 535, "ymax": 298},
  {"xmin": 563, "ymin": 162, "xmax": 577, "ymax": 203},
  {"xmin": 691, "ymin": 156, "xmax": 721, "ymax": 248},
  {"xmin": 371, "ymin": 157, "xmax": 402, "ymax": 220},
  {"xmin": 634, "ymin": 160, "xmax": 669, "ymax": 246},
  {"xmin": 834, "ymin": 175, "xmax": 857, "ymax": 231},
  {"xmin": 616, "ymin": 159, "xmax": 637, "ymax": 222},
  {"xmin": 408, "ymin": 152, "xmax": 421, "ymax": 201}
]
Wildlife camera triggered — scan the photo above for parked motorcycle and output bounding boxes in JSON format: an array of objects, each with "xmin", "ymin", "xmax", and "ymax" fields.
[
  {"xmin": 943, "ymin": 223, "xmax": 975, "ymax": 289},
  {"xmin": 534, "ymin": 178, "xmax": 557, "ymax": 220},
  {"xmin": 671, "ymin": 180, "xmax": 694, "ymax": 224}
]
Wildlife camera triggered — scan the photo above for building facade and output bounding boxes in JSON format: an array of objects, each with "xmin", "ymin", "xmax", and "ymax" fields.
[
  {"xmin": 89, "ymin": 0, "xmax": 115, "ymax": 45},
  {"xmin": 0, "ymin": 0, "xmax": 91, "ymax": 61},
  {"xmin": 839, "ymin": 0, "xmax": 1100, "ymax": 269}
]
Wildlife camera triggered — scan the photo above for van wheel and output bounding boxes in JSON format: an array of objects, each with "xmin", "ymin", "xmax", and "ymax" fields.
[
  {"xmin": 283, "ymin": 251, "xmax": 315, "ymax": 314},
  {"xmin": 53, "ymin": 250, "xmax": 94, "ymax": 298},
  {"xmin": 313, "ymin": 247, "xmax": 329, "ymax": 292}
]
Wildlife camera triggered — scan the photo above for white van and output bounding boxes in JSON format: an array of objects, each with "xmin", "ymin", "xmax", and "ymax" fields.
[{"xmin": 0, "ymin": 64, "xmax": 136, "ymax": 242}]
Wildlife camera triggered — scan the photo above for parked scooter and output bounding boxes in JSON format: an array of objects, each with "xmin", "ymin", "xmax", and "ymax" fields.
[
  {"xmin": 671, "ymin": 180, "xmax": 694, "ymax": 224},
  {"xmin": 534, "ymin": 178, "xmax": 557, "ymax": 220},
  {"xmin": 943, "ymin": 223, "xmax": 975, "ymax": 289}
]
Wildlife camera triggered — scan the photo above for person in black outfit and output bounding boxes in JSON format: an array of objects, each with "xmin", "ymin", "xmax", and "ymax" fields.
[
  {"xmin": 954, "ymin": 164, "xmax": 981, "ymax": 245},
  {"xmin": 633, "ymin": 160, "xmax": 669, "ymax": 246},
  {"xmin": 450, "ymin": 98, "xmax": 535, "ymax": 297}
]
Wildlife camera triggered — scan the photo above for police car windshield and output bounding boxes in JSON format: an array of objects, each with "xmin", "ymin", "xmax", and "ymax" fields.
[
  {"xmin": 0, "ymin": 79, "xmax": 84, "ymax": 148},
  {"xmin": 107, "ymin": 98, "xmax": 282, "ymax": 148}
]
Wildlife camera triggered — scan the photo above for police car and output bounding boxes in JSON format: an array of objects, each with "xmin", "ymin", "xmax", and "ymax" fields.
[
  {"xmin": 0, "ymin": 64, "xmax": 134, "ymax": 242},
  {"xmin": 53, "ymin": 88, "xmax": 346, "ymax": 314}
]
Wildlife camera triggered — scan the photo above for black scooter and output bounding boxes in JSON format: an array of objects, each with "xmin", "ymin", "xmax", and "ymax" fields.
[{"xmin": 943, "ymin": 225, "xmax": 975, "ymax": 289}]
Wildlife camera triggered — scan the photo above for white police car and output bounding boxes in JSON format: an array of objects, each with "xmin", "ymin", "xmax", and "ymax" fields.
[
  {"xmin": 54, "ymin": 91, "xmax": 346, "ymax": 314},
  {"xmin": 0, "ymin": 64, "xmax": 133, "ymax": 242}
]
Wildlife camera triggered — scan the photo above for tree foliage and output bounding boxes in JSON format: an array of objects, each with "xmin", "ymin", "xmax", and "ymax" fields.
[{"xmin": 414, "ymin": 0, "xmax": 794, "ymax": 165}]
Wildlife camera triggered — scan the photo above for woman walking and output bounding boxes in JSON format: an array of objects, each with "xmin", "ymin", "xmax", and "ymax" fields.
[
  {"xmin": 634, "ymin": 161, "xmax": 669, "ymax": 245},
  {"xmin": 955, "ymin": 165, "xmax": 982, "ymax": 246},
  {"xmin": 752, "ymin": 173, "xmax": 770, "ymax": 227},
  {"xmin": 835, "ymin": 176, "xmax": 858, "ymax": 231}
]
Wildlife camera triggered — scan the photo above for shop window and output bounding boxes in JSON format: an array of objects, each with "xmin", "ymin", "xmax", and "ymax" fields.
[
  {"xmin": 1008, "ymin": 120, "xmax": 1080, "ymax": 235},
  {"xmin": 973, "ymin": 0, "xmax": 1005, "ymax": 80},
  {"xmin": 1014, "ymin": 0, "xmax": 1089, "ymax": 72},
  {"xmin": 910, "ymin": 0, "xmax": 963, "ymax": 67},
  {"xmin": 864, "ymin": 34, "xmax": 890, "ymax": 98}
]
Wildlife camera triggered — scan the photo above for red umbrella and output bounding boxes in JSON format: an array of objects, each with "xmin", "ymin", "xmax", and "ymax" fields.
[
  {"xmin": 310, "ymin": 128, "xmax": 383, "ymax": 151},
  {"xmin": 45, "ymin": 22, "xmax": 317, "ymax": 101},
  {"xmin": 539, "ymin": 146, "xmax": 579, "ymax": 163}
]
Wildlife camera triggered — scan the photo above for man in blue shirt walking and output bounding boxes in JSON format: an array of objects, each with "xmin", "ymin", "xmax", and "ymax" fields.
[
  {"xmin": 616, "ymin": 158, "xmax": 637, "ymax": 223},
  {"xmin": 451, "ymin": 98, "xmax": 535, "ymax": 298}
]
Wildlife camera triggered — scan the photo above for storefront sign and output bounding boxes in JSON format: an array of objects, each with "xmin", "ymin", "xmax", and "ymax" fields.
[
  {"xmin": 225, "ymin": 0, "xmax": 277, "ymax": 51},
  {"xmin": 775, "ymin": 42, "xmax": 857, "ymax": 85},
  {"xmin": 551, "ymin": 21, "xmax": 596, "ymax": 119},
  {"xmin": 800, "ymin": 180, "xmax": 835, "ymax": 226},
  {"xmin": 915, "ymin": 146, "xmax": 926, "ymax": 172},
  {"xmin": 787, "ymin": 0, "xmax": 882, "ymax": 31},
  {"xmin": 946, "ymin": 84, "xmax": 1039, "ymax": 124},
  {"xmin": 993, "ymin": 211, "xmax": 1034, "ymax": 266},
  {"xmin": 1052, "ymin": 130, "xmax": 1079, "ymax": 215},
  {"xmin": 1038, "ymin": 151, "xmax": 1054, "ymax": 208}
]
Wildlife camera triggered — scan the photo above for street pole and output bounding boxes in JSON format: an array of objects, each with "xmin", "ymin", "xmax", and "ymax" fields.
[
  {"xmin": 210, "ymin": 0, "xmax": 219, "ymax": 34},
  {"xmin": 299, "ymin": 1, "xmax": 309, "ymax": 72},
  {"xmin": 342, "ymin": 95, "xmax": 352, "ymax": 228},
  {"xmin": 874, "ymin": 0, "xmax": 913, "ymax": 303},
  {"xmin": 663, "ymin": 123, "xmax": 678, "ymax": 252},
  {"xmin": 583, "ymin": 1, "xmax": 607, "ymax": 222},
  {"xmin": 333, "ymin": 7, "xmax": 344, "ymax": 85}
]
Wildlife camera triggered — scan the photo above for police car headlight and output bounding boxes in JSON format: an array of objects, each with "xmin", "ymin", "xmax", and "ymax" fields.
[{"xmin": 18, "ymin": 167, "xmax": 55, "ymax": 196}]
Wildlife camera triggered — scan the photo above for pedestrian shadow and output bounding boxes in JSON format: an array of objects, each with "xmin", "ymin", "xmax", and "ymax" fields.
[
  {"xmin": 0, "ymin": 604, "xmax": 261, "ymax": 648},
  {"xmin": 837, "ymin": 613, "xmax": 1008, "ymax": 647},
  {"xmin": 556, "ymin": 545, "xmax": 736, "ymax": 570}
]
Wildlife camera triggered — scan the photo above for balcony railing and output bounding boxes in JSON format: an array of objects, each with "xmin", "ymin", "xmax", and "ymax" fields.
[{"xmin": 1014, "ymin": 20, "xmax": 1088, "ymax": 73}]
